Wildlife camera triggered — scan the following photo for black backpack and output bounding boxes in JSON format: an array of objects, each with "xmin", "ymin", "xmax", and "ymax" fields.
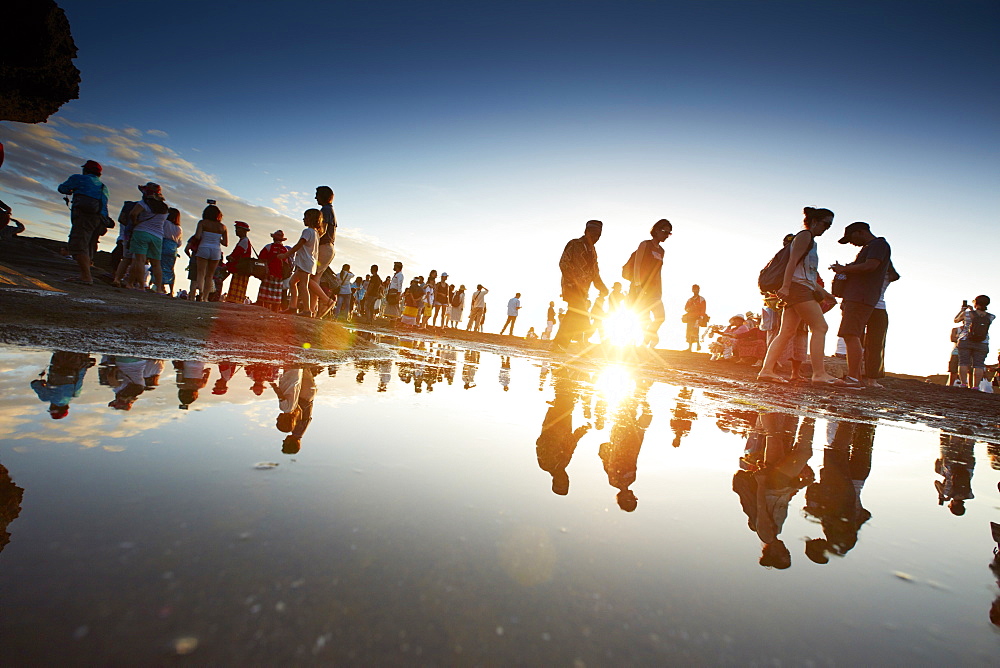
[
  {"xmin": 967, "ymin": 310, "xmax": 992, "ymax": 342},
  {"xmin": 758, "ymin": 236, "xmax": 812, "ymax": 294}
]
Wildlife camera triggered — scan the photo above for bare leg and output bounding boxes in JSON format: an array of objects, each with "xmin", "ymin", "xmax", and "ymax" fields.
[
  {"xmin": 73, "ymin": 253, "xmax": 93, "ymax": 282},
  {"xmin": 149, "ymin": 258, "xmax": 164, "ymax": 293}
]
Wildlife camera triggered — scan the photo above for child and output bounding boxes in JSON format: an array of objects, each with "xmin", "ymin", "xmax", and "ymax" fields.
[{"xmin": 280, "ymin": 209, "xmax": 333, "ymax": 317}]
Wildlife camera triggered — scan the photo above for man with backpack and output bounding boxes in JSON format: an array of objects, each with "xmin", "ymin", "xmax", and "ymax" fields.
[
  {"xmin": 57, "ymin": 160, "xmax": 109, "ymax": 285},
  {"xmin": 830, "ymin": 222, "xmax": 891, "ymax": 389},
  {"xmin": 954, "ymin": 295, "xmax": 994, "ymax": 391}
]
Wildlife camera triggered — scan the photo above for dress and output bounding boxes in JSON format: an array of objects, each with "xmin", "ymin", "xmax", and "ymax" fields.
[{"xmin": 450, "ymin": 290, "xmax": 465, "ymax": 323}]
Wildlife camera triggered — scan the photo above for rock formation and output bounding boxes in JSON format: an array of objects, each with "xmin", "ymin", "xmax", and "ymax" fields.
[{"xmin": 0, "ymin": 0, "xmax": 80, "ymax": 123}]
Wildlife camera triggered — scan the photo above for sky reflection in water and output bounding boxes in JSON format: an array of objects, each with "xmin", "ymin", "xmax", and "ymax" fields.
[{"xmin": 0, "ymin": 339, "xmax": 998, "ymax": 664}]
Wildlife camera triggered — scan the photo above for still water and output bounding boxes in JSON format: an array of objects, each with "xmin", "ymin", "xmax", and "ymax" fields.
[{"xmin": 0, "ymin": 335, "xmax": 998, "ymax": 665}]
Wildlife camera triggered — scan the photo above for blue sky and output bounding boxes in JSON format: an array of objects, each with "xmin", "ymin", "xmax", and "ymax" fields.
[{"xmin": 1, "ymin": 0, "xmax": 997, "ymax": 374}]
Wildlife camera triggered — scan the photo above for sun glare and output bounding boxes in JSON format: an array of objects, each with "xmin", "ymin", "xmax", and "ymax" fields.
[
  {"xmin": 605, "ymin": 308, "xmax": 644, "ymax": 347},
  {"xmin": 594, "ymin": 364, "xmax": 636, "ymax": 409}
]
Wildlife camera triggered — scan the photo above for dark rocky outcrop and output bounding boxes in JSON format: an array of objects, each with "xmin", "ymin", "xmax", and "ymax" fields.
[{"xmin": 0, "ymin": 0, "xmax": 80, "ymax": 123}]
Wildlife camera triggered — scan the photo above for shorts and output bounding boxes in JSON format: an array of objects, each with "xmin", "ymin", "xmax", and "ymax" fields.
[
  {"xmin": 316, "ymin": 243, "xmax": 335, "ymax": 276},
  {"xmin": 195, "ymin": 246, "xmax": 223, "ymax": 261},
  {"xmin": 129, "ymin": 230, "xmax": 163, "ymax": 258},
  {"xmin": 838, "ymin": 300, "xmax": 876, "ymax": 338},
  {"xmin": 956, "ymin": 340, "xmax": 989, "ymax": 369},
  {"xmin": 783, "ymin": 282, "xmax": 816, "ymax": 307},
  {"xmin": 947, "ymin": 349, "xmax": 959, "ymax": 374},
  {"xmin": 67, "ymin": 210, "xmax": 103, "ymax": 255}
]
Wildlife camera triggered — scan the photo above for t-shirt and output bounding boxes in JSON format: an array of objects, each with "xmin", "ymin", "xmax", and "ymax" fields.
[
  {"xmin": 389, "ymin": 271, "xmax": 404, "ymax": 293},
  {"xmin": 338, "ymin": 270, "xmax": 354, "ymax": 295},
  {"xmin": 632, "ymin": 239, "xmax": 664, "ymax": 297},
  {"xmin": 507, "ymin": 297, "xmax": 521, "ymax": 317},
  {"xmin": 472, "ymin": 288, "xmax": 488, "ymax": 309},
  {"xmin": 293, "ymin": 227, "xmax": 319, "ymax": 274},
  {"xmin": 319, "ymin": 203, "xmax": 337, "ymax": 245},
  {"xmin": 842, "ymin": 237, "xmax": 891, "ymax": 307}
]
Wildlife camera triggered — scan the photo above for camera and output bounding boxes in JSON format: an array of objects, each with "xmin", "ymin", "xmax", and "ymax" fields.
[{"xmin": 206, "ymin": 199, "xmax": 216, "ymax": 205}]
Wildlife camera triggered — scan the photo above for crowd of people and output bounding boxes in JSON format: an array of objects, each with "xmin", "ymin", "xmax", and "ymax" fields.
[{"xmin": 45, "ymin": 161, "xmax": 997, "ymax": 387}]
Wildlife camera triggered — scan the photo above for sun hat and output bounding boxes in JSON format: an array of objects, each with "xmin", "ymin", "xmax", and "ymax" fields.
[{"xmin": 270, "ymin": 229, "xmax": 286, "ymax": 241}]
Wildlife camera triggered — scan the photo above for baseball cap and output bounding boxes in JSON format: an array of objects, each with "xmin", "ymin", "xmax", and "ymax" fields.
[
  {"xmin": 82, "ymin": 160, "xmax": 102, "ymax": 174},
  {"xmin": 838, "ymin": 221, "xmax": 870, "ymax": 244}
]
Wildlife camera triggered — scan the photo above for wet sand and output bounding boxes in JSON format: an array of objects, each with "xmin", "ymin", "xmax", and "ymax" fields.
[{"xmin": 2, "ymin": 235, "xmax": 998, "ymax": 441}]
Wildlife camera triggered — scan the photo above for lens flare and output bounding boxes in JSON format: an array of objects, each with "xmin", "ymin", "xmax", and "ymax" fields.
[
  {"xmin": 605, "ymin": 307, "xmax": 644, "ymax": 347},
  {"xmin": 594, "ymin": 364, "xmax": 636, "ymax": 408}
]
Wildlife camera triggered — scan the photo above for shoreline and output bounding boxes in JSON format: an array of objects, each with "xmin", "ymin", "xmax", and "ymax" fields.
[{"xmin": 2, "ymin": 235, "xmax": 998, "ymax": 441}]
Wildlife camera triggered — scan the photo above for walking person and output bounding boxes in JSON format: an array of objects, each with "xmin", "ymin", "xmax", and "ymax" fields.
[
  {"xmin": 830, "ymin": 222, "xmax": 892, "ymax": 389},
  {"xmin": 161, "ymin": 208, "xmax": 183, "ymax": 296},
  {"xmin": 626, "ymin": 218, "xmax": 672, "ymax": 348},
  {"xmin": 57, "ymin": 160, "xmax": 109, "ymax": 285},
  {"xmin": 500, "ymin": 293, "xmax": 522, "ymax": 335},
  {"xmin": 257, "ymin": 230, "xmax": 290, "ymax": 312},
  {"xmin": 281, "ymin": 209, "xmax": 334, "ymax": 317},
  {"xmin": 954, "ymin": 295, "xmax": 994, "ymax": 391},
  {"xmin": 757, "ymin": 207, "xmax": 839, "ymax": 384},
  {"xmin": 190, "ymin": 203, "xmax": 228, "ymax": 301},
  {"xmin": 552, "ymin": 220, "xmax": 608, "ymax": 350},
  {"xmin": 314, "ymin": 186, "xmax": 337, "ymax": 304},
  {"xmin": 684, "ymin": 284, "xmax": 707, "ymax": 351},
  {"xmin": 126, "ymin": 183, "xmax": 169, "ymax": 293},
  {"xmin": 225, "ymin": 221, "xmax": 254, "ymax": 303}
]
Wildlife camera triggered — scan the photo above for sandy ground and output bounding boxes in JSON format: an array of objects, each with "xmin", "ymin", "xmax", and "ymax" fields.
[{"xmin": 2, "ymin": 235, "xmax": 998, "ymax": 442}]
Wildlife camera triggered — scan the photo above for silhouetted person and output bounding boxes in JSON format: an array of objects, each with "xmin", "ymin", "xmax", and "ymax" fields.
[
  {"xmin": 669, "ymin": 387, "xmax": 696, "ymax": 448},
  {"xmin": 552, "ymin": 220, "xmax": 608, "ymax": 350},
  {"xmin": 804, "ymin": 421, "xmax": 874, "ymax": 563},
  {"xmin": 599, "ymin": 381, "xmax": 653, "ymax": 511},
  {"xmin": 0, "ymin": 463, "xmax": 24, "ymax": 554},
  {"xmin": 536, "ymin": 366, "xmax": 591, "ymax": 495},
  {"xmin": 733, "ymin": 413, "xmax": 815, "ymax": 569},
  {"xmin": 935, "ymin": 434, "xmax": 975, "ymax": 515}
]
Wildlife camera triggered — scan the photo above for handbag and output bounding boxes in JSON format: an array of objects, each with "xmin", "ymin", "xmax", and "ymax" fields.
[{"xmin": 233, "ymin": 241, "xmax": 266, "ymax": 278}]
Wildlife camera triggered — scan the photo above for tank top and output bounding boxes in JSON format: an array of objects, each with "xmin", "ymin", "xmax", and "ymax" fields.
[
  {"xmin": 790, "ymin": 235, "xmax": 819, "ymax": 290},
  {"xmin": 199, "ymin": 230, "xmax": 223, "ymax": 254},
  {"xmin": 133, "ymin": 199, "xmax": 168, "ymax": 238}
]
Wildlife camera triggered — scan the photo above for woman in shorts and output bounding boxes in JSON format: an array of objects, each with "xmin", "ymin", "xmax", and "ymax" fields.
[
  {"xmin": 280, "ymin": 209, "xmax": 333, "ymax": 317},
  {"xmin": 127, "ymin": 183, "xmax": 169, "ymax": 292},
  {"xmin": 757, "ymin": 207, "xmax": 839, "ymax": 384},
  {"xmin": 191, "ymin": 204, "xmax": 228, "ymax": 301}
]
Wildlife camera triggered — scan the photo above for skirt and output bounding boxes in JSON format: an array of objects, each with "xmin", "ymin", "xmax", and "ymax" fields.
[
  {"xmin": 227, "ymin": 273, "xmax": 250, "ymax": 303},
  {"xmin": 258, "ymin": 275, "xmax": 284, "ymax": 307},
  {"xmin": 161, "ymin": 239, "xmax": 179, "ymax": 286},
  {"xmin": 450, "ymin": 306, "xmax": 463, "ymax": 322},
  {"xmin": 401, "ymin": 304, "xmax": 419, "ymax": 326}
]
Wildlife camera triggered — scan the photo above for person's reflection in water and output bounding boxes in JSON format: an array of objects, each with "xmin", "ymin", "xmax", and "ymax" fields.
[
  {"xmin": 934, "ymin": 434, "xmax": 976, "ymax": 516},
  {"xmin": 0, "ymin": 463, "xmax": 24, "ymax": 554},
  {"xmin": 599, "ymin": 380, "xmax": 653, "ymax": 512},
  {"xmin": 499, "ymin": 356, "xmax": 511, "ymax": 392},
  {"xmin": 715, "ymin": 408, "xmax": 760, "ymax": 437},
  {"xmin": 733, "ymin": 413, "xmax": 815, "ymax": 569},
  {"xmin": 536, "ymin": 366, "xmax": 591, "ymax": 496},
  {"xmin": 378, "ymin": 359, "xmax": 392, "ymax": 393},
  {"xmin": 30, "ymin": 351, "xmax": 95, "ymax": 419},
  {"xmin": 212, "ymin": 361, "xmax": 240, "ymax": 395},
  {"xmin": 176, "ymin": 360, "xmax": 211, "ymax": 409},
  {"xmin": 538, "ymin": 360, "xmax": 550, "ymax": 391},
  {"xmin": 246, "ymin": 363, "xmax": 278, "ymax": 396},
  {"xmin": 989, "ymin": 516, "xmax": 1000, "ymax": 628},
  {"xmin": 275, "ymin": 366, "xmax": 319, "ymax": 454},
  {"xmin": 108, "ymin": 356, "xmax": 150, "ymax": 410},
  {"xmin": 462, "ymin": 350, "xmax": 479, "ymax": 389},
  {"xmin": 669, "ymin": 387, "xmax": 697, "ymax": 448},
  {"xmin": 143, "ymin": 358, "xmax": 165, "ymax": 390},
  {"xmin": 803, "ymin": 421, "xmax": 874, "ymax": 564}
]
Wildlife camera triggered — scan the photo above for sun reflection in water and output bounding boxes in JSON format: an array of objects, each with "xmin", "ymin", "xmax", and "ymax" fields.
[{"xmin": 594, "ymin": 364, "xmax": 636, "ymax": 409}]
